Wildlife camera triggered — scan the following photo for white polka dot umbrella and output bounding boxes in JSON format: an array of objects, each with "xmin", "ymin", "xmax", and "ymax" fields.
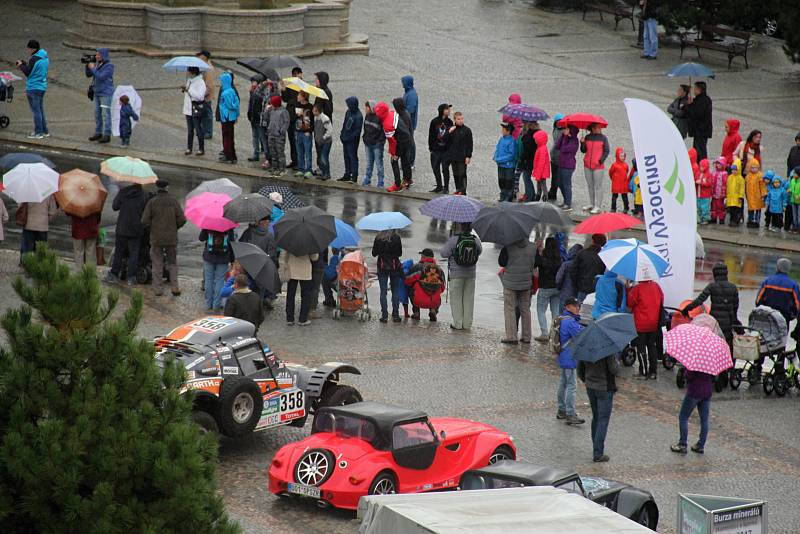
[{"xmin": 663, "ymin": 323, "xmax": 733, "ymax": 376}]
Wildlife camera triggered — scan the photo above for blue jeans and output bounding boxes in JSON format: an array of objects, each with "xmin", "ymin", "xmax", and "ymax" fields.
[
  {"xmin": 20, "ymin": 229, "xmax": 47, "ymax": 254},
  {"xmin": 557, "ymin": 368, "xmax": 577, "ymax": 416},
  {"xmin": 26, "ymin": 90, "xmax": 47, "ymax": 135},
  {"xmin": 295, "ymin": 132, "xmax": 313, "ymax": 172},
  {"xmin": 377, "ymin": 271, "xmax": 401, "ymax": 318},
  {"xmin": 521, "ymin": 170, "xmax": 534, "ymax": 201},
  {"xmin": 678, "ymin": 395, "xmax": 710, "ymax": 448},
  {"xmin": 203, "ymin": 261, "xmax": 228, "ymax": 309},
  {"xmin": 558, "ymin": 167, "xmax": 574, "ymax": 207},
  {"xmin": 94, "ymin": 94, "xmax": 112, "ymax": 136},
  {"xmin": 536, "ymin": 287, "xmax": 560, "ymax": 336},
  {"xmin": 316, "ymin": 142, "xmax": 332, "ymax": 177},
  {"xmin": 586, "ymin": 388, "xmax": 614, "ymax": 459},
  {"xmin": 791, "ymin": 204, "xmax": 800, "ymax": 229},
  {"xmin": 643, "ymin": 18, "xmax": 658, "ymax": 58},
  {"xmin": 343, "ymin": 140, "xmax": 359, "ymax": 178},
  {"xmin": 364, "ymin": 143, "xmax": 385, "ymax": 186},
  {"xmin": 498, "ymin": 166, "xmax": 515, "ymax": 202},
  {"xmin": 251, "ymin": 123, "xmax": 268, "ymax": 159}
]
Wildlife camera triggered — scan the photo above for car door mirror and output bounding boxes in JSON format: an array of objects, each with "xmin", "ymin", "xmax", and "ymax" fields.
[{"xmin": 440, "ymin": 430, "xmax": 446, "ymax": 440}]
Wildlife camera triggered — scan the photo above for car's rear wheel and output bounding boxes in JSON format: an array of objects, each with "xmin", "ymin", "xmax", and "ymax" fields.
[
  {"xmin": 294, "ymin": 449, "xmax": 335, "ymax": 487},
  {"xmin": 488, "ymin": 445, "xmax": 515, "ymax": 465},
  {"xmin": 636, "ymin": 503, "xmax": 658, "ymax": 530},
  {"xmin": 368, "ymin": 471, "xmax": 397, "ymax": 495},
  {"xmin": 192, "ymin": 410, "xmax": 219, "ymax": 435},
  {"xmin": 218, "ymin": 376, "xmax": 263, "ymax": 437},
  {"xmin": 319, "ymin": 384, "xmax": 363, "ymax": 407}
]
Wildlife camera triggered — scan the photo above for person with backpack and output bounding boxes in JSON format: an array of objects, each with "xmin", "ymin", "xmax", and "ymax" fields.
[
  {"xmin": 556, "ymin": 243, "xmax": 583, "ymax": 312},
  {"xmin": 405, "ymin": 249, "xmax": 446, "ymax": 322},
  {"xmin": 553, "ymin": 297, "xmax": 586, "ymax": 426},
  {"xmin": 440, "ymin": 222, "xmax": 482, "ymax": 330},
  {"xmin": 199, "ymin": 228, "xmax": 235, "ymax": 311},
  {"xmin": 372, "ymin": 229, "xmax": 403, "ymax": 323},
  {"xmin": 535, "ymin": 237, "xmax": 562, "ymax": 342}
]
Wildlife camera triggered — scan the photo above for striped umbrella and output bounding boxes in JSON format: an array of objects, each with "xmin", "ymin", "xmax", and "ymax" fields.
[{"xmin": 599, "ymin": 238, "xmax": 669, "ymax": 281}]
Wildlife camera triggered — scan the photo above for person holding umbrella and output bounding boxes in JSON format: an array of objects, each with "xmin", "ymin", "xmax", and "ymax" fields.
[
  {"xmin": 372, "ymin": 229, "xmax": 404, "ymax": 323},
  {"xmin": 498, "ymin": 237, "xmax": 536, "ymax": 344},
  {"xmin": 196, "ymin": 51, "xmax": 216, "ymax": 140},
  {"xmin": 182, "ymin": 66, "xmax": 207, "ymax": 156},
  {"xmin": 199, "ymin": 228, "xmax": 235, "ymax": 312},
  {"xmin": 281, "ymin": 249, "xmax": 319, "ymax": 326},
  {"xmin": 685, "ymin": 81, "xmax": 713, "ymax": 161},
  {"xmin": 580, "ymin": 123, "xmax": 610, "ymax": 214}
]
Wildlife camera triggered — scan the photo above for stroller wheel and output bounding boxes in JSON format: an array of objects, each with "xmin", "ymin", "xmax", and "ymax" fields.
[
  {"xmin": 714, "ymin": 373, "xmax": 727, "ymax": 393},
  {"xmin": 621, "ymin": 346, "xmax": 636, "ymax": 367},
  {"xmin": 676, "ymin": 368, "xmax": 686, "ymax": 389},
  {"xmin": 729, "ymin": 369, "xmax": 742, "ymax": 390},
  {"xmin": 0, "ymin": 116, "xmax": 9, "ymax": 128},
  {"xmin": 332, "ymin": 309, "xmax": 340, "ymax": 320},
  {"xmin": 746, "ymin": 365, "xmax": 761, "ymax": 386},
  {"xmin": 762, "ymin": 374, "xmax": 774, "ymax": 396},
  {"xmin": 774, "ymin": 374, "xmax": 789, "ymax": 397},
  {"xmin": 662, "ymin": 355, "xmax": 676, "ymax": 370},
  {"xmin": 136, "ymin": 266, "xmax": 150, "ymax": 285}
]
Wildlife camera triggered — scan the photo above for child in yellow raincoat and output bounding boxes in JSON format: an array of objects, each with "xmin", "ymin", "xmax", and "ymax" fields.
[
  {"xmin": 726, "ymin": 159, "xmax": 745, "ymax": 226},
  {"xmin": 629, "ymin": 159, "xmax": 643, "ymax": 216},
  {"xmin": 744, "ymin": 159, "xmax": 766, "ymax": 228}
]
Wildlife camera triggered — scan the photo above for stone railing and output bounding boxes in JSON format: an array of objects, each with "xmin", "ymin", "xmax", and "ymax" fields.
[{"xmin": 73, "ymin": 0, "xmax": 362, "ymax": 56}]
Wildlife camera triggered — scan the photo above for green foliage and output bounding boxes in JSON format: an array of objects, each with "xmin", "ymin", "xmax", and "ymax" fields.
[
  {"xmin": 782, "ymin": 4, "xmax": 800, "ymax": 63},
  {"xmin": 659, "ymin": 0, "xmax": 780, "ymax": 34},
  {"xmin": 0, "ymin": 246, "xmax": 239, "ymax": 534}
]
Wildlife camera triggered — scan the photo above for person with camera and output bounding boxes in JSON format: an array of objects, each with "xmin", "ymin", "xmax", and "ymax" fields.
[
  {"xmin": 84, "ymin": 48, "xmax": 115, "ymax": 143},
  {"xmin": 182, "ymin": 66, "xmax": 207, "ymax": 156},
  {"xmin": 16, "ymin": 39, "xmax": 50, "ymax": 139}
]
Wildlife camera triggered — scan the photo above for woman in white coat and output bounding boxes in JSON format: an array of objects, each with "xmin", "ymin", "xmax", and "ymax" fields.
[{"xmin": 182, "ymin": 66, "xmax": 207, "ymax": 156}]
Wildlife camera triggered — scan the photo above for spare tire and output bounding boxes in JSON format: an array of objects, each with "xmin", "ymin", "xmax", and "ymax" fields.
[{"xmin": 218, "ymin": 376, "xmax": 263, "ymax": 437}]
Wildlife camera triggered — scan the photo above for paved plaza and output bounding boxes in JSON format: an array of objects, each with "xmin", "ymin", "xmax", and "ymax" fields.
[{"xmin": 2, "ymin": 1, "xmax": 800, "ymax": 533}]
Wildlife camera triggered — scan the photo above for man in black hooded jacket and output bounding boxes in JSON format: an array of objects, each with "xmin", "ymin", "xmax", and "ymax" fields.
[
  {"xmin": 428, "ymin": 103, "xmax": 453, "ymax": 193},
  {"xmin": 105, "ymin": 183, "xmax": 150, "ymax": 285},
  {"xmin": 682, "ymin": 262, "xmax": 739, "ymax": 343},
  {"xmin": 392, "ymin": 98, "xmax": 416, "ymax": 188},
  {"xmin": 314, "ymin": 71, "xmax": 333, "ymax": 119}
]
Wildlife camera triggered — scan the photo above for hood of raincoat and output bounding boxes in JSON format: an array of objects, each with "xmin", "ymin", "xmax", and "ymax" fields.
[
  {"xmin": 688, "ymin": 147, "xmax": 698, "ymax": 165},
  {"xmin": 220, "ymin": 72, "xmax": 232, "ymax": 90},
  {"xmin": 614, "ymin": 146, "xmax": 626, "ymax": 164},
  {"xmin": 315, "ymin": 71, "xmax": 329, "ymax": 88},
  {"xmin": 567, "ymin": 243, "xmax": 584, "ymax": 259},
  {"xmin": 714, "ymin": 156, "xmax": 726, "ymax": 169},
  {"xmin": 401, "ymin": 75, "xmax": 414, "ymax": 91},
  {"xmin": 97, "ymin": 48, "xmax": 110, "ymax": 61},
  {"xmin": 392, "ymin": 97, "xmax": 406, "ymax": 112},
  {"xmin": 374, "ymin": 101, "xmax": 389, "ymax": 120},
  {"xmin": 534, "ymin": 129, "xmax": 548, "ymax": 147},
  {"xmin": 764, "ymin": 169, "xmax": 775, "ymax": 182},
  {"xmin": 731, "ymin": 158, "xmax": 742, "ymax": 175},
  {"xmin": 712, "ymin": 262, "xmax": 728, "ymax": 281},
  {"xmin": 345, "ymin": 96, "xmax": 359, "ymax": 111},
  {"xmin": 507, "ymin": 93, "xmax": 521, "ymax": 105},
  {"xmin": 699, "ymin": 159, "xmax": 710, "ymax": 173},
  {"xmin": 726, "ymin": 118, "xmax": 740, "ymax": 134}
]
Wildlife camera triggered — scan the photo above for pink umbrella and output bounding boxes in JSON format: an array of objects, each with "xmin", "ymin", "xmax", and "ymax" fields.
[
  {"xmin": 664, "ymin": 323, "xmax": 732, "ymax": 376},
  {"xmin": 184, "ymin": 192, "xmax": 238, "ymax": 232}
]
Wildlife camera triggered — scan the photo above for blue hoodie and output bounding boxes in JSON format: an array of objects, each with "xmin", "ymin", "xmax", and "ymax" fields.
[
  {"xmin": 86, "ymin": 48, "xmax": 114, "ymax": 97},
  {"xmin": 766, "ymin": 177, "xmax": 787, "ymax": 214},
  {"xmin": 340, "ymin": 96, "xmax": 364, "ymax": 144},
  {"xmin": 119, "ymin": 102, "xmax": 139, "ymax": 138},
  {"xmin": 401, "ymin": 75, "xmax": 418, "ymax": 130},
  {"xmin": 21, "ymin": 48, "xmax": 49, "ymax": 92},
  {"xmin": 218, "ymin": 72, "xmax": 240, "ymax": 122},
  {"xmin": 592, "ymin": 271, "xmax": 627, "ymax": 319},
  {"xmin": 493, "ymin": 134, "xmax": 516, "ymax": 169},
  {"xmin": 558, "ymin": 309, "xmax": 583, "ymax": 369},
  {"xmin": 397, "ymin": 258, "xmax": 414, "ymax": 304}
]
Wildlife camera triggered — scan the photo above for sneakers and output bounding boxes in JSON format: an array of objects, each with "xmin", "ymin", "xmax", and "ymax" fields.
[
  {"xmin": 27, "ymin": 132, "xmax": 39, "ymax": 139},
  {"xmin": 247, "ymin": 156, "xmax": 260, "ymax": 162},
  {"xmin": 534, "ymin": 335, "xmax": 549, "ymax": 343},
  {"xmin": 103, "ymin": 272, "xmax": 119, "ymax": 284},
  {"xmin": 304, "ymin": 172, "xmax": 312, "ymax": 179},
  {"xmin": 379, "ymin": 315, "xmax": 388, "ymax": 323},
  {"xmin": 590, "ymin": 207, "xmax": 601, "ymax": 214},
  {"xmin": 294, "ymin": 170, "xmax": 305, "ymax": 177},
  {"xmin": 592, "ymin": 454, "xmax": 610, "ymax": 462},
  {"xmin": 322, "ymin": 299, "xmax": 336, "ymax": 308},
  {"xmin": 691, "ymin": 444, "xmax": 704, "ymax": 454},
  {"xmin": 298, "ymin": 320, "xmax": 311, "ymax": 326},
  {"xmin": 287, "ymin": 320, "xmax": 295, "ymax": 325},
  {"xmin": 430, "ymin": 187, "xmax": 443, "ymax": 193},
  {"xmin": 428, "ymin": 312, "xmax": 437, "ymax": 322},
  {"xmin": 386, "ymin": 184, "xmax": 402, "ymax": 192},
  {"xmin": 500, "ymin": 339, "xmax": 519, "ymax": 345},
  {"xmin": 563, "ymin": 206, "xmax": 573, "ymax": 212},
  {"xmin": 392, "ymin": 315, "xmax": 402, "ymax": 323},
  {"xmin": 89, "ymin": 134, "xmax": 102, "ymax": 141},
  {"xmin": 98, "ymin": 135, "xmax": 110, "ymax": 144},
  {"xmin": 582, "ymin": 205, "xmax": 593, "ymax": 211},
  {"xmin": 556, "ymin": 411, "xmax": 567, "ymax": 420},
  {"xmin": 565, "ymin": 414, "xmax": 585, "ymax": 425},
  {"xmin": 671, "ymin": 444, "xmax": 688, "ymax": 454}
]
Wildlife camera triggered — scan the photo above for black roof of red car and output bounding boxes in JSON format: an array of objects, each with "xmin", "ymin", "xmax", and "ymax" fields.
[{"xmin": 317, "ymin": 402, "xmax": 427, "ymax": 436}]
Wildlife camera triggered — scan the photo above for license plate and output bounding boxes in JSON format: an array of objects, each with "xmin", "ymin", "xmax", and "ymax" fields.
[{"xmin": 287, "ymin": 483, "xmax": 321, "ymax": 499}]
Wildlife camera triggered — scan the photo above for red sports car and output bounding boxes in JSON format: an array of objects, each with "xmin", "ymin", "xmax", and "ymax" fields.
[{"xmin": 268, "ymin": 402, "xmax": 515, "ymax": 510}]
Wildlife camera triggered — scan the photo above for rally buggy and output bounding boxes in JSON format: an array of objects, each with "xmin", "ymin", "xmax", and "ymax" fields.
[{"xmin": 154, "ymin": 317, "xmax": 363, "ymax": 438}]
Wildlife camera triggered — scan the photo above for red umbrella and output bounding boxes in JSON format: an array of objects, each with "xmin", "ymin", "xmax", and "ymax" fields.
[
  {"xmin": 573, "ymin": 212, "xmax": 643, "ymax": 234},
  {"xmin": 558, "ymin": 112, "xmax": 608, "ymax": 129}
]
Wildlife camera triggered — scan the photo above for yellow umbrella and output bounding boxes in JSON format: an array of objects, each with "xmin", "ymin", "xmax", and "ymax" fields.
[
  {"xmin": 55, "ymin": 169, "xmax": 107, "ymax": 218},
  {"xmin": 282, "ymin": 77, "xmax": 328, "ymax": 100}
]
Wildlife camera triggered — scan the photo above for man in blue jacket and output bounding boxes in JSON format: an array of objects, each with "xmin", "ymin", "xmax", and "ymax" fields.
[
  {"xmin": 557, "ymin": 298, "xmax": 586, "ymax": 426},
  {"xmin": 217, "ymin": 72, "xmax": 241, "ymax": 164},
  {"xmin": 338, "ymin": 96, "xmax": 363, "ymax": 183},
  {"xmin": 16, "ymin": 39, "xmax": 49, "ymax": 139},
  {"xmin": 401, "ymin": 75, "xmax": 418, "ymax": 167},
  {"xmin": 756, "ymin": 257, "xmax": 800, "ymax": 324},
  {"xmin": 85, "ymin": 48, "xmax": 115, "ymax": 143}
]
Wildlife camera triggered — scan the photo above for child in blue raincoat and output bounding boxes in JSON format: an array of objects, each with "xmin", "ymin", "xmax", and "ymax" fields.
[
  {"xmin": 119, "ymin": 94, "xmax": 138, "ymax": 147},
  {"xmin": 765, "ymin": 172, "xmax": 787, "ymax": 232},
  {"xmin": 397, "ymin": 258, "xmax": 414, "ymax": 318}
]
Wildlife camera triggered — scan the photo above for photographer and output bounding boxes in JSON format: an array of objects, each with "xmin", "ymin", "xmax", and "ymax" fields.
[
  {"xmin": 16, "ymin": 39, "xmax": 50, "ymax": 139},
  {"xmin": 84, "ymin": 48, "xmax": 115, "ymax": 143}
]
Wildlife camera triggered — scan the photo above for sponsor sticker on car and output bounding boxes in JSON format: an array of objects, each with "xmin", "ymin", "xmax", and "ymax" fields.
[
  {"xmin": 223, "ymin": 366, "xmax": 239, "ymax": 375},
  {"xmin": 287, "ymin": 483, "xmax": 321, "ymax": 499},
  {"xmin": 255, "ymin": 388, "xmax": 305, "ymax": 430}
]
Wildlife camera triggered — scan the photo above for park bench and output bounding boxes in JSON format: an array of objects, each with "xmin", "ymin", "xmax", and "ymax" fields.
[
  {"xmin": 581, "ymin": 1, "xmax": 636, "ymax": 31},
  {"xmin": 680, "ymin": 25, "xmax": 751, "ymax": 69}
]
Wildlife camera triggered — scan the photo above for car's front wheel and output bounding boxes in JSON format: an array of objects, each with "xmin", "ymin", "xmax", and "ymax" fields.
[
  {"xmin": 218, "ymin": 376, "xmax": 264, "ymax": 437},
  {"xmin": 636, "ymin": 503, "xmax": 658, "ymax": 530},
  {"xmin": 192, "ymin": 410, "xmax": 219, "ymax": 435},
  {"xmin": 488, "ymin": 445, "xmax": 515, "ymax": 465},
  {"xmin": 368, "ymin": 471, "xmax": 397, "ymax": 495}
]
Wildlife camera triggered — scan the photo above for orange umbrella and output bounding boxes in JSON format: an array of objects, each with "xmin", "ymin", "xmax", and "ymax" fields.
[{"xmin": 55, "ymin": 169, "xmax": 107, "ymax": 218}]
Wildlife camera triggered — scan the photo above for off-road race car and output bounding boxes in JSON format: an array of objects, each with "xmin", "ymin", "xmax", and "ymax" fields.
[{"xmin": 155, "ymin": 317, "xmax": 363, "ymax": 438}]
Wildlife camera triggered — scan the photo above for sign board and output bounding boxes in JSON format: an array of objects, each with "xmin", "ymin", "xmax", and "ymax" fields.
[{"xmin": 679, "ymin": 493, "xmax": 766, "ymax": 534}]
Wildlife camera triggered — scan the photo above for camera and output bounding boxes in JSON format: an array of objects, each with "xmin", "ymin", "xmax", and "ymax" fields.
[{"xmin": 80, "ymin": 53, "xmax": 95, "ymax": 65}]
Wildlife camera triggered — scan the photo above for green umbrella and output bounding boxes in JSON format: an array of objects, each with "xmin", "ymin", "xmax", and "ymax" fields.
[{"xmin": 100, "ymin": 156, "xmax": 157, "ymax": 184}]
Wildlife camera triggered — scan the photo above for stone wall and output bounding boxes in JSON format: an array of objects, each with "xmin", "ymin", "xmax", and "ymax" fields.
[{"xmin": 76, "ymin": 0, "xmax": 357, "ymax": 54}]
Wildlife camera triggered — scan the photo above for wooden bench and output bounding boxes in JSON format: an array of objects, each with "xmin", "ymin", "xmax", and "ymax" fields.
[
  {"xmin": 581, "ymin": 1, "xmax": 636, "ymax": 31},
  {"xmin": 680, "ymin": 25, "xmax": 751, "ymax": 69}
]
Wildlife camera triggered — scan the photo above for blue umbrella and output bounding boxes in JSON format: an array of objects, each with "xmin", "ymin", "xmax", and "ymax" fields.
[
  {"xmin": 497, "ymin": 103, "xmax": 549, "ymax": 122},
  {"xmin": 356, "ymin": 211, "xmax": 412, "ymax": 231},
  {"xmin": 330, "ymin": 218, "xmax": 360, "ymax": 249},
  {"xmin": 0, "ymin": 152, "xmax": 55, "ymax": 171},
  {"xmin": 419, "ymin": 195, "xmax": 484, "ymax": 222},
  {"xmin": 162, "ymin": 56, "xmax": 211, "ymax": 72},
  {"xmin": 666, "ymin": 62, "xmax": 715, "ymax": 81},
  {"xmin": 566, "ymin": 313, "xmax": 637, "ymax": 363},
  {"xmin": 599, "ymin": 238, "xmax": 670, "ymax": 281}
]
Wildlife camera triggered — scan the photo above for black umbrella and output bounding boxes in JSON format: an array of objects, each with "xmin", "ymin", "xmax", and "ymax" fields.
[
  {"xmin": 223, "ymin": 193, "xmax": 274, "ymax": 223},
  {"xmin": 235, "ymin": 58, "xmax": 280, "ymax": 82},
  {"xmin": 263, "ymin": 55, "xmax": 303, "ymax": 70},
  {"xmin": 273, "ymin": 205, "xmax": 336, "ymax": 256},
  {"xmin": 257, "ymin": 184, "xmax": 305, "ymax": 209},
  {"xmin": 520, "ymin": 202, "xmax": 573, "ymax": 230},
  {"xmin": 231, "ymin": 242, "xmax": 279, "ymax": 294},
  {"xmin": 473, "ymin": 203, "xmax": 538, "ymax": 245},
  {"xmin": 0, "ymin": 152, "xmax": 55, "ymax": 171}
]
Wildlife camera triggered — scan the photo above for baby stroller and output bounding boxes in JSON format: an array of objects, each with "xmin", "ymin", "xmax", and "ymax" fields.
[
  {"xmin": 730, "ymin": 306, "xmax": 788, "ymax": 394},
  {"xmin": 0, "ymin": 74, "xmax": 15, "ymax": 129},
  {"xmin": 332, "ymin": 250, "xmax": 371, "ymax": 321}
]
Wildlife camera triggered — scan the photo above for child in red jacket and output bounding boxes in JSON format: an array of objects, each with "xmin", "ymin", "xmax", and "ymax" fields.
[
  {"xmin": 696, "ymin": 159, "xmax": 713, "ymax": 224},
  {"xmin": 405, "ymin": 248, "xmax": 446, "ymax": 322},
  {"xmin": 608, "ymin": 147, "xmax": 630, "ymax": 213}
]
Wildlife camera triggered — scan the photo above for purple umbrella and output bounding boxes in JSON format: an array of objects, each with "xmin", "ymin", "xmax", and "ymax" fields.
[
  {"xmin": 419, "ymin": 195, "xmax": 484, "ymax": 222},
  {"xmin": 497, "ymin": 103, "xmax": 549, "ymax": 122}
]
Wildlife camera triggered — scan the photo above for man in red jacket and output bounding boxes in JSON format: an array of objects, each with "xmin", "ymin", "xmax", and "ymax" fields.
[
  {"xmin": 627, "ymin": 278, "xmax": 664, "ymax": 379},
  {"xmin": 374, "ymin": 101, "xmax": 413, "ymax": 192}
]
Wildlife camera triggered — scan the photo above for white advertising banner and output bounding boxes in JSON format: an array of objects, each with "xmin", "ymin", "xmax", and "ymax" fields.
[{"xmin": 624, "ymin": 98, "xmax": 697, "ymax": 307}]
